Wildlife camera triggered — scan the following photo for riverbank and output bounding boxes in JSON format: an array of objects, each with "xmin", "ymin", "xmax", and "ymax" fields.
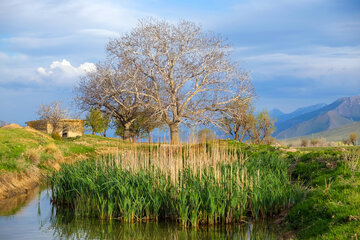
[
  {"xmin": 286, "ymin": 149, "xmax": 360, "ymax": 239},
  {"xmin": 0, "ymin": 127, "xmax": 122, "ymax": 200}
]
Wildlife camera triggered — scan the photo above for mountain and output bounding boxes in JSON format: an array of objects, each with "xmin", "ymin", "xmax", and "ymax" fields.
[
  {"xmin": 269, "ymin": 103, "xmax": 326, "ymax": 122},
  {"xmin": 269, "ymin": 109, "xmax": 284, "ymax": 120},
  {"xmin": 0, "ymin": 121, "xmax": 8, "ymax": 127},
  {"xmin": 275, "ymin": 96, "xmax": 360, "ymax": 139},
  {"xmin": 287, "ymin": 121, "xmax": 360, "ymax": 143}
]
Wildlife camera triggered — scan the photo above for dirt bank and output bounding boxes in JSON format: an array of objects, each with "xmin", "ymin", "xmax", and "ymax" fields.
[{"xmin": 0, "ymin": 167, "xmax": 42, "ymax": 200}]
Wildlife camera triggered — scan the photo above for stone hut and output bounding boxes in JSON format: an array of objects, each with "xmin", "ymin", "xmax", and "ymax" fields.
[{"xmin": 26, "ymin": 119, "xmax": 84, "ymax": 138}]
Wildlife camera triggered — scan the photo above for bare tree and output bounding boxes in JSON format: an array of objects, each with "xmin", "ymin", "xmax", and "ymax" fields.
[
  {"xmin": 106, "ymin": 18, "xmax": 252, "ymax": 144},
  {"xmin": 37, "ymin": 101, "xmax": 68, "ymax": 134},
  {"xmin": 75, "ymin": 64, "xmax": 151, "ymax": 141},
  {"xmin": 219, "ymin": 99, "xmax": 254, "ymax": 142},
  {"xmin": 248, "ymin": 111, "xmax": 274, "ymax": 144},
  {"xmin": 310, "ymin": 138, "xmax": 319, "ymax": 147},
  {"xmin": 301, "ymin": 138, "xmax": 309, "ymax": 147},
  {"xmin": 349, "ymin": 132, "xmax": 358, "ymax": 146}
]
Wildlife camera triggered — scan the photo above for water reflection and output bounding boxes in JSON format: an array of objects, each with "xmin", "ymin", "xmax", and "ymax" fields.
[
  {"xmin": 0, "ymin": 186, "xmax": 40, "ymax": 216},
  {"xmin": 0, "ymin": 189, "xmax": 281, "ymax": 240}
]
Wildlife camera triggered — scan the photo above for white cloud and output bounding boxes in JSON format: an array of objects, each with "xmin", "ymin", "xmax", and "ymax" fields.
[
  {"xmin": 37, "ymin": 59, "xmax": 96, "ymax": 85},
  {"xmin": 77, "ymin": 28, "xmax": 119, "ymax": 38}
]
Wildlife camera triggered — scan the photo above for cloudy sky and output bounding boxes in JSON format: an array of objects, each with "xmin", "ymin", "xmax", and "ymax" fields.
[{"xmin": 0, "ymin": 0, "xmax": 359, "ymax": 125}]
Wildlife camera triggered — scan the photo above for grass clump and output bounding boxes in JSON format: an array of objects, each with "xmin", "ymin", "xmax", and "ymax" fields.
[
  {"xmin": 50, "ymin": 144, "xmax": 303, "ymax": 226},
  {"xmin": 24, "ymin": 148, "xmax": 41, "ymax": 164}
]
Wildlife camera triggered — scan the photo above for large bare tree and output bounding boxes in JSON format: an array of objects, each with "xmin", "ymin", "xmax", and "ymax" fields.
[{"xmin": 106, "ymin": 18, "xmax": 252, "ymax": 144}]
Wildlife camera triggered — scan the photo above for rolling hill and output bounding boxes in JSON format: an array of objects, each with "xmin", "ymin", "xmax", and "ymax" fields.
[
  {"xmin": 286, "ymin": 121, "xmax": 360, "ymax": 142},
  {"xmin": 274, "ymin": 96, "xmax": 360, "ymax": 139}
]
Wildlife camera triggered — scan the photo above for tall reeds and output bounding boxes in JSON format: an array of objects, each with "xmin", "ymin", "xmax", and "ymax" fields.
[{"xmin": 50, "ymin": 141, "xmax": 302, "ymax": 226}]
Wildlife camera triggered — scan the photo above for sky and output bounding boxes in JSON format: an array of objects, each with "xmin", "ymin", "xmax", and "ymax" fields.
[{"xmin": 0, "ymin": 0, "xmax": 359, "ymax": 125}]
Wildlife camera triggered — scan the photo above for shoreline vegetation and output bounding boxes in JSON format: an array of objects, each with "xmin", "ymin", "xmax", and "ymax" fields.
[
  {"xmin": 1, "ymin": 126, "xmax": 359, "ymax": 239},
  {"xmin": 50, "ymin": 143, "xmax": 303, "ymax": 226}
]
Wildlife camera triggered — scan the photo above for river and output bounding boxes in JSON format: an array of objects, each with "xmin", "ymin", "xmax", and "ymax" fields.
[{"xmin": 0, "ymin": 187, "xmax": 281, "ymax": 239}]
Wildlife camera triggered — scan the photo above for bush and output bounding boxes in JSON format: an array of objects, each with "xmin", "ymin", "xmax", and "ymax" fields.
[
  {"xmin": 44, "ymin": 143, "xmax": 59, "ymax": 154},
  {"xmin": 52, "ymin": 132, "xmax": 62, "ymax": 141}
]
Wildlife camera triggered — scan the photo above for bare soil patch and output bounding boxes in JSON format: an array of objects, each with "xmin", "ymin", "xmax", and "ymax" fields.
[{"xmin": 1, "ymin": 123, "xmax": 22, "ymax": 129}]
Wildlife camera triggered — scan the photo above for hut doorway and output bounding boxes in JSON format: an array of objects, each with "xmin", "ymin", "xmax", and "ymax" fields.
[{"xmin": 62, "ymin": 126, "xmax": 68, "ymax": 138}]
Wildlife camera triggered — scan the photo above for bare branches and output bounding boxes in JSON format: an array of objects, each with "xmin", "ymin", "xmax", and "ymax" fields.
[
  {"xmin": 105, "ymin": 18, "xmax": 253, "ymax": 143},
  {"xmin": 37, "ymin": 101, "xmax": 68, "ymax": 134}
]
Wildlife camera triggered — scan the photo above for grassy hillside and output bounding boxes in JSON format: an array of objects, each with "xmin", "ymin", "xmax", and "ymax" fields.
[
  {"xmin": 0, "ymin": 126, "xmax": 126, "ymax": 173},
  {"xmin": 285, "ymin": 121, "xmax": 360, "ymax": 143}
]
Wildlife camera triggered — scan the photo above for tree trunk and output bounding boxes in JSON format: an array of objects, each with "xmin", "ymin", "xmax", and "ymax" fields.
[
  {"xmin": 234, "ymin": 131, "xmax": 239, "ymax": 141},
  {"xmin": 169, "ymin": 123, "xmax": 180, "ymax": 145},
  {"xmin": 148, "ymin": 130, "xmax": 152, "ymax": 144},
  {"xmin": 123, "ymin": 123, "xmax": 131, "ymax": 141}
]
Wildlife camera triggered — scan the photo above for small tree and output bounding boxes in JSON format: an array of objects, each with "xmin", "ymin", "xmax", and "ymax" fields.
[
  {"xmin": 349, "ymin": 132, "xmax": 358, "ymax": 145},
  {"xmin": 301, "ymin": 138, "xmax": 309, "ymax": 147},
  {"xmin": 85, "ymin": 109, "xmax": 104, "ymax": 135},
  {"xmin": 37, "ymin": 101, "xmax": 68, "ymax": 134},
  {"xmin": 115, "ymin": 118, "xmax": 143, "ymax": 142},
  {"xmin": 101, "ymin": 114, "xmax": 111, "ymax": 137},
  {"xmin": 248, "ymin": 111, "xmax": 274, "ymax": 144},
  {"xmin": 310, "ymin": 138, "xmax": 319, "ymax": 147},
  {"xmin": 139, "ymin": 113, "xmax": 164, "ymax": 144},
  {"xmin": 115, "ymin": 110, "xmax": 163, "ymax": 143},
  {"xmin": 219, "ymin": 99, "xmax": 254, "ymax": 142}
]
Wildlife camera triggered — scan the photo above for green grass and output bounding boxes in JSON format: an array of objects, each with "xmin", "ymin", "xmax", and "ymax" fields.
[
  {"xmin": 0, "ymin": 128, "xmax": 119, "ymax": 173},
  {"xmin": 287, "ymin": 149, "xmax": 360, "ymax": 239},
  {"xmin": 0, "ymin": 128, "xmax": 54, "ymax": 172}
]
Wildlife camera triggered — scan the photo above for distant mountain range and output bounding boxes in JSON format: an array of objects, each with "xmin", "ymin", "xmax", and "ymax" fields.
[
  {"xmin": 270, "ymin": 103, "xmax": 326, "ymax": 123},
  {"xmin": 0, "ymin": 121, "xmax": 8, "ymax": 127},
  {"xmin": 271, "ymin": 96, "xmax": 360, "ymax": 139}
]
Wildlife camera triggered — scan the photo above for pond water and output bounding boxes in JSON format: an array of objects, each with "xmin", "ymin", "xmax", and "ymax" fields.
[{"xmin": 0, "ymin": 188, "xmax": 281, "ymax": 239}]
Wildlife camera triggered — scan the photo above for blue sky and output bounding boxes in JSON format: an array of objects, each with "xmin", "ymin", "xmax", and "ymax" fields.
[{"xmin": 0, "ymin": 0, "xmax": 359, "ymax": 125}]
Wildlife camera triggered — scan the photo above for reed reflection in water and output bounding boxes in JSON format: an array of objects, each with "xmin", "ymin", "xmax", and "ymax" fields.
[{"xmin": 0, "ymin": 189, "xmax": 280, "ymax": 239}]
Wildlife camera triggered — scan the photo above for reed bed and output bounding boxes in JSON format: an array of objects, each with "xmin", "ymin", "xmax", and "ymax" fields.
[{"xmin": 50, "ymin": 142, "xmax": 302, "ymax": 226}]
